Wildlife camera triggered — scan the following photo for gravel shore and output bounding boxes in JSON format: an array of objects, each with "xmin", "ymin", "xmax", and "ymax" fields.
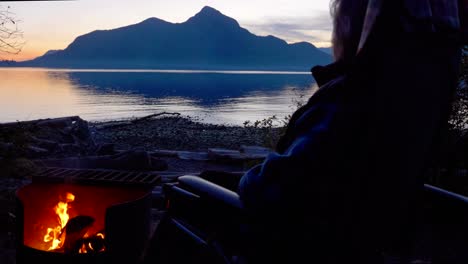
[{"xmin": 90, "ymin": 114, "xmax": 285, "ymax": 151}]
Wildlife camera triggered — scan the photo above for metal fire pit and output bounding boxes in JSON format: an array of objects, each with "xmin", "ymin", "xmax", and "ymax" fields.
[
  {"xmin": 16, "ymin": 167, "xmax": 160, "ymax": 264},
  {"xmin": 32, "ymin": 167, "xmax": 160, "ymax": 187}
]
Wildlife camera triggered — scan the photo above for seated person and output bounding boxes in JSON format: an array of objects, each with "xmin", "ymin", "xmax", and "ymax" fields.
[{"xmin": 148, "ymin": 0, "xmax": 466, "ymax": 263}]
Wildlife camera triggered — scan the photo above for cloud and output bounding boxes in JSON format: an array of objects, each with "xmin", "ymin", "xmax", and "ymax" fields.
[{"xmin": 241, "ymin": 11, "xmax": 333, "ymax": 47}]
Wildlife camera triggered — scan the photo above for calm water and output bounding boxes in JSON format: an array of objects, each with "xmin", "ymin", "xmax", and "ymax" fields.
[{"xmin": 0, "ymin": 68, "xmax": 318, "ymax": 125}]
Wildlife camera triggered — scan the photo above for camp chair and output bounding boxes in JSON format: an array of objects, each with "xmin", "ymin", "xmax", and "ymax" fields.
[
  {"xmin": 143, "ymin": 176, "xmax": 468, "ymax": 264},
  {"xmin": 144, "ymin": 175, "xmax": 246, "ymax": 264}
]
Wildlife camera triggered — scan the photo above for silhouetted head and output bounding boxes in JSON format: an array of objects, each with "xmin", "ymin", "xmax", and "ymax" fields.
[{"xmin": 330, "ymin": 0, "xmax": 369, "ymax": 62}]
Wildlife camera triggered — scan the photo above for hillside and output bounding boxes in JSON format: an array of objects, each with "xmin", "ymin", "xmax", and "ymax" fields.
[{"xmin": 18, "ymin": 6, "xmax": 332, "ymax": 71}]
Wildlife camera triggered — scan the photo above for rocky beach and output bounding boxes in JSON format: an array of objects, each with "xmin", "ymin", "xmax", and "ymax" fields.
[
  {"xmin": 0, "ymin": 114, "xmax": 282, "ymax": 264},
  {"xmin": 91, "ymin": 113, "xmax": 283, "ymax": 152}
]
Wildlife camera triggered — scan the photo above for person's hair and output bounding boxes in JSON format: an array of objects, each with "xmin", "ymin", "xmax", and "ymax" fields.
[{"xmin": 330, "ymin": 0, "xmax": 369, "ymax": 62}]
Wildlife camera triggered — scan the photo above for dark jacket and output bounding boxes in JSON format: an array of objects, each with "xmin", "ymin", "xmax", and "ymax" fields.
[{"xmin": 237, "ymin": 2, "xmax": 462, "ymax": 262}]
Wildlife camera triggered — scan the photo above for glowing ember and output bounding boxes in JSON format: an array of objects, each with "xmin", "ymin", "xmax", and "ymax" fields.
[
  {"xmin": 43, "ymin": 192, "xmax": 75, "ymax": 251},
  {"xmin": 78, "ymin": 232, "xmax": 105, "ymax": 254},
  {"xmin": 79, "ymin": 243, "xmax": 88, "ymax": 254},
  {"xmin": 94, "ymin": 232, "xmax": 106, "ymax": 252}
]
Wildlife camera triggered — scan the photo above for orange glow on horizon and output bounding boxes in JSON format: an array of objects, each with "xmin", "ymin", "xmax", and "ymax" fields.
[
  {"xmin": 3, "ymin": 49, "xmax": 42, "ymax": 62},
  {"xmin": 2, "ymin": 40, "xmax": 71, "ymax": 62}
]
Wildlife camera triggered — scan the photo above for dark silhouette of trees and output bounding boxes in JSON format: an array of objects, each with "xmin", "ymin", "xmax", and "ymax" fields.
[
  {"xmin": 436, "ymin": 46, "xmax": 468, "ymax": 193},
  {"xmin": 449, "ymin": 46, "xmax": 468, "ymax": 132},
  {"xmin": 0, "ymin": 5, "xmax": 24, "ymax": 58}
]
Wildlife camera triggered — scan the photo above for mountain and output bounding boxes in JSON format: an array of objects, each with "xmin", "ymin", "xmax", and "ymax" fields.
[
  {"xmin": 0, "ymin": 60, "xmax": 18, "ymax": 66},
  {"xmin": 318, "ymin": 47, "xmax": 332, "ymax": 55},
  {"xmin": 18, "ymin": 6, "xmax": 332, "ymax": 71},
  {"xmin": 42, "ymin": 49, "xmax": 62, "ymax": 57}
]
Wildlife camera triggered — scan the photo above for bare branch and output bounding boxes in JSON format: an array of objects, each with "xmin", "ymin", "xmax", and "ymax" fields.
[{"xmin": 0, "ymin": 5, "xmax": 24, "ymax": 59}]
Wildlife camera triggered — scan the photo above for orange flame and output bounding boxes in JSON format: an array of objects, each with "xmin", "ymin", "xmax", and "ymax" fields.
[
  {"xmin": 95, "ymin": 233, "xmax": 106, "ymax": 252},
  {"xmin": 78, "ymin": 232, "xmax": 106, "ymax": 254},
  {"xmin": 43, "ymin": 192, "xmax": 75, "ymax": 251},
  {"xmin": 79, "ymin": 244, "xmax": 88, "ymax": 254}
]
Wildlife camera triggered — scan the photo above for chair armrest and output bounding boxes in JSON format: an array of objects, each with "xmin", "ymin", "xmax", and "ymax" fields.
[
  {"xmin": 178, "ymin": 175, "xmax": 243, "ymax": 210},
  {"xmin": 424, "ymin": 184, "xmax": 468, "ymax": 221}
]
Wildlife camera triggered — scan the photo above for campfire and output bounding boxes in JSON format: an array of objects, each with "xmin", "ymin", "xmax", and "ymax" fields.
[
  {"xmin": 42, "ymin": 192, "xmax": 106, "ymax": 254},
  {"xmin": 17, "ymin": 182, "xmax": 150, "ymax": 256}
]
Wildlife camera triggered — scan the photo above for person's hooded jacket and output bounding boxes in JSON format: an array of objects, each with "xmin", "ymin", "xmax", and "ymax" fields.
[{"xmin": 238, "ymin": 0, "xmax": 465, "ymax": 262}]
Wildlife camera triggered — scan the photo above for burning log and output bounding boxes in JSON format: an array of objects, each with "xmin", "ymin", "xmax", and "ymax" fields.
[
  {"xmin": 81, "ymin": 231, "xmax": 106, "ymax": 253},
  {"xmin": 41, "ymin": 192, "xmax": 105, "ymax": 254},
  {"xmin": 62, "ymin": 215, "xmax": 95, "ymax": 254}
]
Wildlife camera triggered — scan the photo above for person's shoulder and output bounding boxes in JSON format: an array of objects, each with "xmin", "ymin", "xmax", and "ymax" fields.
[{"xmin": 311, "ymin": 61, "xmax": 345, "ymax": 87}]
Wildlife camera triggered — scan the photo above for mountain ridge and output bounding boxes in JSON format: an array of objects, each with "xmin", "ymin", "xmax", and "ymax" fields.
[{"xmin": 14, "ymin": 6, "xmax": 332, "ymax": 71}]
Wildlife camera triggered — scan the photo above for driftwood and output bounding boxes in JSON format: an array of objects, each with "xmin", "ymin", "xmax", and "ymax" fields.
[
  {"xmin": 30, "ymin": 136, "xmax": 59, "ymax": 151},
  {"xmin": 240, "ymin": 145, "xmax": 272, "ymax": 159},
  {"xmin": 0, "ymin": 142, "xmax": 13, "ymax": 153},
  {"xmin": 131, "ymin": 112, "xmax": 181, "ymax": 124},
  {"xmin": 37, "ymin": 149, "xmax": 168, "ymax": 171},
  {"xmin": 94, "ymin": 112, "xmax": 181, "ymax": 130},
  {"xmin": 26, "ymin": 146, "xmax": 49, "ymax": 157},
  {"xmin": 0, "ymin": 116, "xmax": 81, "ymax": 129},
  {"xmin": 208, "ymin": 148, "xmax": 244, "ymax": 161},
  {"xmin": 93, "ymin": 121, "xmax": 133, "ymax": 130},
  {"xmin": 0, "ymin": 116, "xmax": 95, "ymax": 159}
]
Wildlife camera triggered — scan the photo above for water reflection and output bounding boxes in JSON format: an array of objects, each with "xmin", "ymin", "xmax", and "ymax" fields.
[{"xmin": 0, "ymin": 68, "xmax": 317, "ymax": 125}]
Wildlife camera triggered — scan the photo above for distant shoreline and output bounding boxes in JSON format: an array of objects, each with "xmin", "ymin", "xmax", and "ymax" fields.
[{"xmin": 0, "ymin": 66, "xmax": 311, "ymax": 75}]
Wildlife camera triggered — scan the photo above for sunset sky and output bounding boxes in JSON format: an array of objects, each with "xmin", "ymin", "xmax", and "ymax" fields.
[{"xmin": 2, "ymin": 0, "xmax": 333, "ymax": 61}]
